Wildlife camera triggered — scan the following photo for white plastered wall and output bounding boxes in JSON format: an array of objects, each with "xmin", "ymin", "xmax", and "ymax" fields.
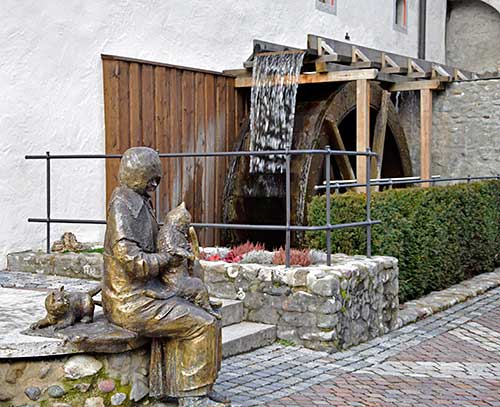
[{"xmin": 0, "ymin": 0, "xmax": 444, "ymax": 267}]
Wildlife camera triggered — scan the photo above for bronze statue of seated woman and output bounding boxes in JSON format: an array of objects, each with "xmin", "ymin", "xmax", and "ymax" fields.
[{"xmin": 102, "ymin": 147, "xmax": 229, "ymax": 407}]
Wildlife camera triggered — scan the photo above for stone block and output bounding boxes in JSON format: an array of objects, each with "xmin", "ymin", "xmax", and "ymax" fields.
[
  {"xmin": 309, "ymin": 276, "xmax": 340, "ymax": 297},
  {"xmin": 281, "ymin": 291, "xmax": 314, "ymax": 312},
  {"xmin": 281, "ymin": 312, "xmax": 316, "ymax": 327}
]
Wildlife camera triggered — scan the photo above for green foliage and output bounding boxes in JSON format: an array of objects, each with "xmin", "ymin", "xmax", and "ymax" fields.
[
  {"xmin": 306, "ymin": 181, "xmax": 500, "ymax": 303},
  {"xmin": 277, "ymin": 339, "xmax": 296, "ymax": 347}
]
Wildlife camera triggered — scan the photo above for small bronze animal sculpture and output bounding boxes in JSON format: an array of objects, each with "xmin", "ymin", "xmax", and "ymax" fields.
[{"xmin": 31, "ymin": 285, "xmax": 101, "ymax": 330}]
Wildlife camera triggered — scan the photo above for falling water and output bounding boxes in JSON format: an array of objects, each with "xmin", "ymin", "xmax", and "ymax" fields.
[{"xmin": 249, "ymin": 51, "xmax": 305, "ymax": 173}]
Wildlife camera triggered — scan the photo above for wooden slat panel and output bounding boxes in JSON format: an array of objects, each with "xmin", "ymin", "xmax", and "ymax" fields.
[
  {"xmin": 141, "ymin": 65, "xmax": 155, "ymax": 148},
  {"xmin": 214, "ymin": 77, "xmax": 227, "ymax": 243},
  {"xmin": 154, "ymin": 66, "xmax": 169, "ymax": 219},
  {"xmin": 181, "ymin": 71, "xmax": 196, "ymax": 215},
  {"xmin": 129, "ymin": 63, "xmax": 142, "ymax": 146},
  {"xmin": 170, "ymin": 68, "xmax": 183, "ymax": 209},
  {"xmin": 204, "ymin": 75, "xmax": 216, "ymax": 245},
  {"xmin": 194, "ymin": 72, "xmax": 207, "ymax": 245},
  {"xmin": 103, "ymin": 60, "xmax": 121, "ymax": 203},
  {"xmin": 102, "ymin": 55, "xmax": 249, "ymax": 246}
]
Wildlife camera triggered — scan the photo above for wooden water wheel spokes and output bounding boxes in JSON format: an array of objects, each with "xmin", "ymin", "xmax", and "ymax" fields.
[{"xmin": 322, "ymin": 89, "xmax": 391, "ymax": 190}]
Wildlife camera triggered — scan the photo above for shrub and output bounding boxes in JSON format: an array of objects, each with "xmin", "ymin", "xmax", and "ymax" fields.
[
  {"xmin": 272, "ymin": 247, "xmax": 312, "ymax": 266},
  {"xmin": 306, "ymin": 181, "xmax": 500, "ymax": 303}
]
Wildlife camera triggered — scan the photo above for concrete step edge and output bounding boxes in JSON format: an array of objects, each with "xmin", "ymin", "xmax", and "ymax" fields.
[{"xmin": 222, "ymin": 321, "xmax": 277, "ymax": 358}]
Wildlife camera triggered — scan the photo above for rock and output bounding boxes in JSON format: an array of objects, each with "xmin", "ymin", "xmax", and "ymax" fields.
[
  {"xmin": 310, "ymin": 276, "xmax": 339, "ymax": 297},
  {"xmin": 317, "ymin": 313, "xmax": 339, "ymax": 329},
  {"xmin": 130, "ymin": 377, "xmax": 149, "ymax": 401},
  {"xmin": 53, "ymin": 403, "xmax": 72, "ymax": 407},
  {"xmin": 39, "ymin": 365, "xmax": 51, "ymax": 379},
  {"xmin": 0, "ymin": 389, "xmax": 14, "ymax": 401},
  {"xmin": 282, "ymin": 268, "xmax": 309, "ymax": 287},
  {"xmin": 84, "ymin": 397, "xmax": 105, "ymax": 407},
  {"xmin": 111, "ymin": 392, "xmax": 127, "ymax": 406},
  {"xmin": 51, "ymin": 232, "xmax": 84, "ymax": 252},
  {"xmin": 24, "ymin": 386, "xmax": 41, "ymax": 401},
  {"xmin": 98, "ymin": 379, "xmax": 115, "ymax": 393},
  {"xmin": 281, "ymin": 311, "xmax": 316, "ymax": 327},
  {"xmin": 74, "ymin": 383, "xmax": 91, "ymax": 392},
  {"xmin": 47, "ymin": 385, "xmax": 65, "ymax": 398},
  {"xmin": 64, "ymin": 355, "xmax": 103, "ymax": 379},
  {"xmin": 282, "ymin": 291, "xmax": 314, "ymax": 312},
  {"xmin": 5, "ymin": 363, "xmax": 26, "ymax": 384}
]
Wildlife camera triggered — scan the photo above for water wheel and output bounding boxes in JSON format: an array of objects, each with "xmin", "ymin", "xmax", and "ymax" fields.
[{"xmin": 222, "ymin": 81, "xmax": 412, "ymax": 248}]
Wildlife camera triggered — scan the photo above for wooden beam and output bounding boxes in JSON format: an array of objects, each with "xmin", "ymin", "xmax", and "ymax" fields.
[
  {"xmin": 324, "ymin": 120, "xmax": 355, "ymax": 180},
  {"xmin": 307, "ymin": 34, "xmax": 477, "ymax": 80},
  {"xmin": 371, "ymin": 91, "xmax": 390, "ymax": 188},
  {"xmin": 420, "ymin": 89, "xmax": 433, "ymax": 187},
  {"xmin": 356, "ymin": 79, "xmax": 370, "ymax": 188},
  {"xmin": 234, "ymin": 69, "xmax": 378, "ymax": 88},
  {"xmin": 390, "ymin": 79, "xmax": 443, "ymax": 92}
]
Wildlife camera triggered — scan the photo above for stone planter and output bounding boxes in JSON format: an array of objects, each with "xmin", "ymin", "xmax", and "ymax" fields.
[{"xmin": 202, "ymin": 254, "xmax": 399, "ymax": 351}]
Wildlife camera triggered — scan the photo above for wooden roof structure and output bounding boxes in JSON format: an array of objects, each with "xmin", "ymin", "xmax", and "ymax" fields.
[{"xmin": 224, "ymin": 34, "xmax": 479, "ymax": 188}]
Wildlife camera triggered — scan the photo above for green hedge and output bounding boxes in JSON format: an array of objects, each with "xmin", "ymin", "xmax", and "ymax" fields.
[{"xmin": 306, "ymin": 181, "xmax": 500, "ymax": 303}]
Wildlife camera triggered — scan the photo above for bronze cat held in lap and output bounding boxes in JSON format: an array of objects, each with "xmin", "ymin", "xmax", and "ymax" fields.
[{"xmin": 31, "ymin": 286, "xmax": 101, "ymax": 331}]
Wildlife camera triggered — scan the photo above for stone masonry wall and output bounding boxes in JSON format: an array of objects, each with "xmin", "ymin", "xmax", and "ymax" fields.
[
  {"xmin": 0, "ymin": 351, "xmax": 151, "ymax": 407},
  {"xmin": 399, "ymin": 79, "xmax": 500, "ymax": 178},
  {"xmin": 7, "ymin": 251, "xmax": 399, "ymax": 351},
  {"xmin": 203, "ymin": 254, "xmax": 399, "ymax": 351}
]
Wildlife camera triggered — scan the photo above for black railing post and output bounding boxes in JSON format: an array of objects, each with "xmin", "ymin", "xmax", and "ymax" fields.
[
  {"xmin": 325, "ymin": 145, "xmax": 332, "ymax": 266},
  {"xmin": 285, "ymin": 149, "xmax": 291, "ymax": 268},
  {"xmin": 366, "ymin": 148, "xmax": 372, "ymax": 258},
  {"xmin": 46, "ymin": 151, "xmax": 51, "ymax": 254}
]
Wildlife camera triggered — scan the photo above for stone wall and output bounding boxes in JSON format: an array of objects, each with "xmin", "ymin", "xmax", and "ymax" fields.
[
  {"xmin": 399, "ymin": 78, "xmax": 500, "ymax": 178},
  {"xmin": 7, "ymin": 250, "xmax": 102, "ymax": 280},
  {"xmin": 7, "ymin": 251, "xmax": 399, "ymax": 352},
  {"xmin": 446, "ymin": 0, "xmax": 500, "ymax": 74},
  {"xmin": 203, "ymin": 254, "xmax": 399, "ymax": 351},
  {"xmin": 0, "ymin": 351, "xmax": 153, "ymax": 407}
]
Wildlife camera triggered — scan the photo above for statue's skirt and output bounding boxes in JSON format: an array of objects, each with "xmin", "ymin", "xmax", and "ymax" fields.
[{"xmin": 146, "ymin": 297, "xmax": 222, "ymax": 398}]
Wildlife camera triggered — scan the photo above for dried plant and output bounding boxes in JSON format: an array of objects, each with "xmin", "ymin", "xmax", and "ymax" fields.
[
  {"xmin": 230, "ymin": 241, "xmax": 265, "ymax": 258},
  {"xmin": 272, "ymin": 247, "xmax": 312, "ymax": 266}
]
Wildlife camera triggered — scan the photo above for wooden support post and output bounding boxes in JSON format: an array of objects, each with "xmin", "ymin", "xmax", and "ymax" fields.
[
  {"xmin": 356, "ymin": 79, "xmax": 370, "ymax": 189},
  {"xmin": 371, "ymin": 91, "xmax": 390, "ymax": 190},
  {"xmin": 420, "ymin": 89, "xmax": 432, "ymax": 187},
  {"xmin": 325, "ymin": 120, "xmax": 355, "ymax": 181}
]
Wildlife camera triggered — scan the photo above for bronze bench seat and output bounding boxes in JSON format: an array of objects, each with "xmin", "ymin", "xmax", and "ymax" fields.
[{"xmin": 23, "ymin": 312, "xmax": 149, "ymax": 354}]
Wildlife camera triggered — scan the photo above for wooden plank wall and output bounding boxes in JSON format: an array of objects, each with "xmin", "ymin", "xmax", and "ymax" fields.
[{"xmin": 102, "ymin": 55, "xmax": 248, "ymax": 246}]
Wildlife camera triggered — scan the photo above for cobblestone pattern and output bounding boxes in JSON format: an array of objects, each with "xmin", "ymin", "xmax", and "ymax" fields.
[
  {"xmin": 397, "ymin": 268, "xmax": 500, "ymax": 327},
  {"xmin": 203, "ymin": 255, "xmax": 399, "ymax": 351},
  {"xmin": 215, "ymin": 287, "xmax": 500, "ymax": 406}
]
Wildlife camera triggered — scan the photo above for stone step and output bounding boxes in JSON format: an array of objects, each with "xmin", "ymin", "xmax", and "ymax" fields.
[
  {"xmin": 216, "ymin": 298, "xmax": 244, "ymax": 327},
  {"xmin": 221, "ymin": 321, "xmax": 277, "ymax": 358}
]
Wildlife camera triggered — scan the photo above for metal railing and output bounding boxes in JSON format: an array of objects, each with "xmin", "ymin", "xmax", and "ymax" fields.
[
  {"xmin": 314, "ymin": 174, "xmax": 500, "ymax": 192},
  {"xmin": 25, "ymin": 147, "xmax": 380, "ymax": 267}
]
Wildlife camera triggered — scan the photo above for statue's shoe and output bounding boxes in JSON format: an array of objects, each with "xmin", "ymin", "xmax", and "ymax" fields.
[
  {"xmin": 208, "ymin": 390, "xmax": 231, "ymax": 406},
  {"xmin": 209, "ymin": 299, "xmax": 223, "ymax": 309}
]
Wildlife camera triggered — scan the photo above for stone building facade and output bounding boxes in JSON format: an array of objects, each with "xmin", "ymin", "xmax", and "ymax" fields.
[{"xmin": 399, "ymin": 79, "xmax": 500, "ymax": 178}]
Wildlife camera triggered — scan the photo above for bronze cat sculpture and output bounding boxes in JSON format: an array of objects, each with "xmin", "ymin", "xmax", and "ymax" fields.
[{"xmin": 30, "ymin": 285, "xmax": 101, "ymax": 331}]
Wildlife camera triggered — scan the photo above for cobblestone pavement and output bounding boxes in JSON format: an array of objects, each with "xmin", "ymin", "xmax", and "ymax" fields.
[
  {"xmin": 2, "ymin": 271, "xmax": 499, "ymax": 406},
  {"xmin": 216, "ymin": 287, "xmax": 500, "ymax": 407}
]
